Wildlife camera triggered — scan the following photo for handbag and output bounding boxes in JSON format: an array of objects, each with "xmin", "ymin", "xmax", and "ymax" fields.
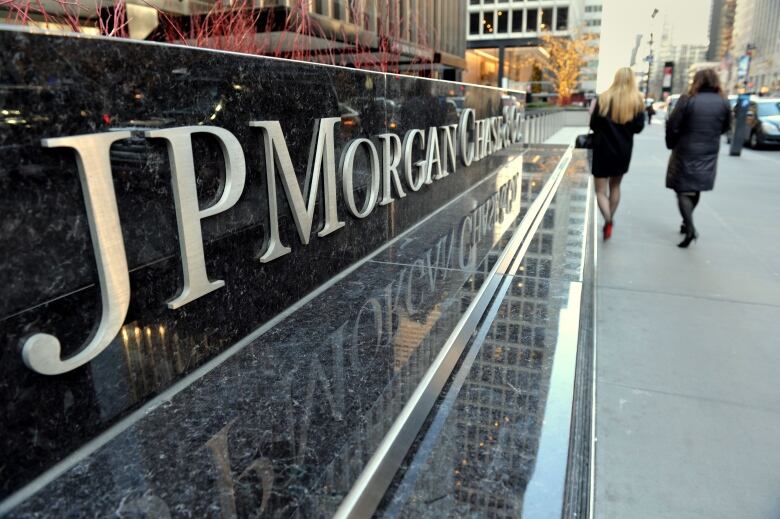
[{"xmin": 575, "ymin": 132, "xmax": 593, "ymax": 149}]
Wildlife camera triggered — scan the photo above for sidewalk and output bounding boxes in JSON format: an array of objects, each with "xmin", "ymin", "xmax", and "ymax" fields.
[{"xmin": 576, "ymin": 123, "xmax": 780, "ymax": 518}]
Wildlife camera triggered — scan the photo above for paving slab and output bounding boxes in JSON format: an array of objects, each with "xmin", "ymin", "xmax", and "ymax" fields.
[
  {"xmin": 598, "ymin": 286, "xmax": 780, "ymax": 413},
  {"xmin": 595, "ymin": 382, "xmax": 780, "ymax": 519},
  {"xmin": 594, "ymin": 123, "xmax": 780, "ymax": 518}
]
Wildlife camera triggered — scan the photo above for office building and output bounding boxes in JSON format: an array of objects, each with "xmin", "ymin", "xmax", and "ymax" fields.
[
  {"xmin": 465, "ymin": 0, "xmax": 586, "ymax": 95},
  {"xmin": 731, "ymin": 0, "xmax": 780, "ymax": 94},
  {"xmin": 580, "ymin": 0, "xmax": 603, "ymax": 95},
  {"xmin": 1, "ymin": 0, "xmax": 468, "ymax": 79}
]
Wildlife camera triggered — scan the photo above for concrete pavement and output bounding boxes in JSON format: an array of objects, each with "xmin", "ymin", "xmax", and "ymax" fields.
[{"xmin": 589, "ymin": 122, "xmax": 780, "ymax": 518}]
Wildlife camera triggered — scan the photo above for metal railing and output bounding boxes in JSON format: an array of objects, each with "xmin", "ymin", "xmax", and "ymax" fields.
[{"xmin": 522, "ymin": 109, "xmax": 590, "ymax": 145}]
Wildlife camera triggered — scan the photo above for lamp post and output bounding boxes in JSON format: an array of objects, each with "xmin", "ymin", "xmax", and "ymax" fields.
[{"xmin": 644, "ymin": 8, "xmax": 659, "ymax": 99}]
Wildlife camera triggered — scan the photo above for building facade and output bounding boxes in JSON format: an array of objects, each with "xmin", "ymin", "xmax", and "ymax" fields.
[
  {"xmin": 647, "ymin": 14, "xmax": 709, "ymax": 98},
  {"xmin": 580, "ymin": 0, "xmax": 603, "ymax": 95},
  {"xmin": 731, "ymin": 0, "xmax": 780, "ymax": 94},
  {"xmin": 1, "ymin": 0, "xmax": 468, "ymax": 79},
  {"xmin": 464, "ymin": 0, "xmax": 587, "ymax": 96}
]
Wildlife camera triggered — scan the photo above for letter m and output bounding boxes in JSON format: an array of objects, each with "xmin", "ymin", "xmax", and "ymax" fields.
[{"xmin": 250, "ymin": 117, "xmax": 344, "ymax": 262}]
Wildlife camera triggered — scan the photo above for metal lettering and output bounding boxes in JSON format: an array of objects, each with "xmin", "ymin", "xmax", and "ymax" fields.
[
  {"xmin": 438, "ymin": 124, "xmax": 458, "ymax": 176},
  {"xmin": 402, "ymin": 129, "xmax": 426, "ymax": 192},
  {"xmin": 145, "ymin": 126, "xmax": 246, "ymax": 309},
  {"xmin": 22, "ymin": 131, "xmax": 132, "ymax": 375},
  {"xmin": 473, "ymin": 119, "xmax": 483, "ymax": 162},
  {"xmin": 458, "ymin": 109, "xmax": 476, "ymax": 166},
  {"xmin": 502, "ymin": 106, "xmax": 516, "ymax": 147},
  {"xmin": 377, "ymin": 133, "xmax": 405, "ymax": 206},
  {"xmin": 424, "ymin": 126, "xmax": 442, "ymax": 183},
  {"xmin": 480, "ymin": 119, "xmax": 493, "ymax": 159},
  {"xmin": 249, "ymin": 118, "xmax": 345, "ymax": 263},
  {"xmin": 340, "ymin": 138, "xmax": 381, "ymax": 219},
  {"xmin": 491, "ymin": 116, "xmax": 502, "ymax": 152}
]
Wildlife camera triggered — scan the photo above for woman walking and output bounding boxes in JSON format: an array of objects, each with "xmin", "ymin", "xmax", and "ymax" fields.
[
  {"xmin": 590, "ymin": 67, "xmax": 646, "ymax": 240},
  {"xmin": 665, "ymin": 69, "xmax": 731, "ymax": 248}
]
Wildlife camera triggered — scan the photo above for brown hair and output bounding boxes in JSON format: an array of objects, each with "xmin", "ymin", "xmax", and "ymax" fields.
[{"xmin": 688, "ymin": 69, "xmax": 724, "ymax": 97}]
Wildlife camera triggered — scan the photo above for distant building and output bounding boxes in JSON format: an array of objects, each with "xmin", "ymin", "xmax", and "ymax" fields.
[
  {"xmin": 465, "ymin": 0, "xmax": 587, "ymax": 97},
  {"xmin": 648, "ymin": 15, "xmax": 708, "ymax": 98},
  {"xmin": 688, "ymin": 61, "xmax": 722, "ymax": 85},
  {"xmin": 707, "ymin": 0, "xmax": 724, "ymax": 62},
  {"xmin": 707, "ymin": 0, "xmax": 737, "ymax": 62},
  {"xmin": 730, "ymin": 0, "xmax": 780, "ymax": 94},
  {"xmin": 1, "ymin": 0, "xmax": 468, "ymax": 79},
  {"xmin": 580, "ymin": 0, "xmax": 603, "ymax": 95}
]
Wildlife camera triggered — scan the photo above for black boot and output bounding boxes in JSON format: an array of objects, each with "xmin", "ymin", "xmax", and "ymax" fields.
[
  {"xmin": 676, "ymin": 193, "xmax": 698, "ymax": 248},
  {"xmin": 678, "ymin": 231, "xmax": 697, "ymax": 248}
]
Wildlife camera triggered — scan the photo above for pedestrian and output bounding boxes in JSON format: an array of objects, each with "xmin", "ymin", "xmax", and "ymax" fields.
[
  {"xmin": 646, "ymin": 102, "xmax": 656, "ymax": 124},
  {"xmin": 590, "ymin": 67, "xmax": 646, "ymax": 240},
  {"xmin": 665, "ymin": 69, "xmax": 731, "ymax": 248}
]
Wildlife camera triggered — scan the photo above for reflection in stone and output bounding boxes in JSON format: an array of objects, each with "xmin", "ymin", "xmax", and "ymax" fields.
[
  {"xmin": 118, "ymin": 324, "xmax": 217, "ymax": 403},
  {"xmin": 389, "ymin": 169, "xmax": 591, "ymax": 518},
  {"xmin": 4, "ymin": 151, "xmax": 580, "ymax": 518}
]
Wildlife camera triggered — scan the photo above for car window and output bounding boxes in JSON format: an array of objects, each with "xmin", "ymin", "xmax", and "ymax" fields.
[{"xmin": 757, "ymin": 102, "xmax": 780, "ymax": 117}]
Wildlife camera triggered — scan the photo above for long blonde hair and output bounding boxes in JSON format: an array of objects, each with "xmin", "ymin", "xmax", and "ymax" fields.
[{"xmin": 598, "ymin": 67, "xmax": 645, "ymax": 124}]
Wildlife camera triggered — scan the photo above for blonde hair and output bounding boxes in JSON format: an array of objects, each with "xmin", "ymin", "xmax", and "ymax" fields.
[{"xmin": 598, "ymin": 67, "xmax": 645, "ymax": 124}]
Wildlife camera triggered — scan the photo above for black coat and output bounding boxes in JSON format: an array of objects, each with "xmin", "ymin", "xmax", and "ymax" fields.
[
  {"xmin": 665, "ymin": 91, "xmax": 731, "ymax": 192},
  {"xmin": 589, "ymin": 100, "xmax": 645, "ymax": 178}
]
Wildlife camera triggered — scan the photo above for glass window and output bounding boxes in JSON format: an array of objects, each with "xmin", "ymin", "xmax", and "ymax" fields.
[
  {"xmin": 757, "ymin": 102, "xmax": 780, "ymax": 117},
  {"xmin": 526, "ymin": 9, "xmax": 538, "ymax": 31},
  {"xmin": 470, "ymin": 12, "xmax": 480, "ymax": 34},
  {"xmin": 541, "ymin": 8, "xmax": 553, "ymax": 31},
  {"xmin": 497, "ymin": 10, "xmax": 508, "ymax": 32},
  {"xmin": 482, "ymin": 11, "xmax": 495, "ymax": 34},
  {"xmin": 470, "ymin": 0, "xmax": 480, "ymax": 4},
  {"xmin": 511, "ymin": 10, "xmax": 522, "ymax": 32},
  {"xmin": 556, "ymin": 7, "xmax": 568, "ymax": 30},
  {"xmin": 484, "ymin": 0, "xmax": 494, "ymax": 3}
]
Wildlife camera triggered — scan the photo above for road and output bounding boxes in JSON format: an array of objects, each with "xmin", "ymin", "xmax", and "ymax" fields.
[{"xmin": 593, "ymin": 119, "xmax": 780, "ymax": 518}]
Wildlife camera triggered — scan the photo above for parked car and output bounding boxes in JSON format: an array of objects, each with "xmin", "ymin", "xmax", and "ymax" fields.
[{"xmin": 727, "ymin": 97, "xmax": 780, "ymax": 148}]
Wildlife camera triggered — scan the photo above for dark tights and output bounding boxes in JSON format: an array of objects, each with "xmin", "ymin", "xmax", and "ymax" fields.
[{"xmin": 677, "ymin": 192, "xmax": 700, "ymax": 235}]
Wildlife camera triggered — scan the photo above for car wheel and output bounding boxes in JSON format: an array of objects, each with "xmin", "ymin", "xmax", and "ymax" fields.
[{"xmin": 749, "ymin": 131, "xmax": 759, "ymax": 149}]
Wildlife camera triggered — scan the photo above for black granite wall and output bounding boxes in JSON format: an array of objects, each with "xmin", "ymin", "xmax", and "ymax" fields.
[{"xmin": 0, "ymin": 28, "xmax": 524, "ymax": 499}]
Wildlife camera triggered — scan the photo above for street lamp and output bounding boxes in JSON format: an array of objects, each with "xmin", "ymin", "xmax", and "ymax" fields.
[{"xmin": 644, "ymin": 8, "xmax": 659, "ymax": 99}]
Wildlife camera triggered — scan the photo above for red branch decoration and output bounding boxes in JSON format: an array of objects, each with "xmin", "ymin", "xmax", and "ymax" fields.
[{"xmin": 1, "ymin": 0, "xmax": 437, "ymax": 77}]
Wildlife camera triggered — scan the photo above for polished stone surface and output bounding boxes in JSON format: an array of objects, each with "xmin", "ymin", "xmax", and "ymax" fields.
[
  {"xmin": 0, "ymin": 28, "xmax": 525, "ymax": 498},
  {"xmin": 4, "ymin": 152, "xmax": 571, "ymax": 517},
  {"xmin": 378, "ymin": 161, "xmax": 593, "ymax": 518},
  {"xmin": 0, "ymin": 26, "xmax": 596, "ymax": 518}
]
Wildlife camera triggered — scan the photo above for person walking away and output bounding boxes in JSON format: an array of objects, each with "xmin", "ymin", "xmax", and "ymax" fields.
[
  {"xmin": 646, "ymin": 102, "xmax": 656, "ymax": 124},
  {"xmin": 590, "ymin": 67, "xmax": 646, "ymax": 240},
  {"xmin": 665, "ymin": 69, "xmax": 731, "ymax": 248}
]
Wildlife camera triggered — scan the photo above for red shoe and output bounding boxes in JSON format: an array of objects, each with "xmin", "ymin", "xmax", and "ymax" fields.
[{"xmin": 603, "ymin": 222, "xmax": 613, "ymax": 240}]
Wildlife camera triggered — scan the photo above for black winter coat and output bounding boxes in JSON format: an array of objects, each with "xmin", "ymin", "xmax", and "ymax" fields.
[
  {"xmin": 589, "ymin": 100, "xmax": 645, "ymax": 178},
  {"xmin": 665, "ymin": 90, "xmax": 731, "ymax": 192}
]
